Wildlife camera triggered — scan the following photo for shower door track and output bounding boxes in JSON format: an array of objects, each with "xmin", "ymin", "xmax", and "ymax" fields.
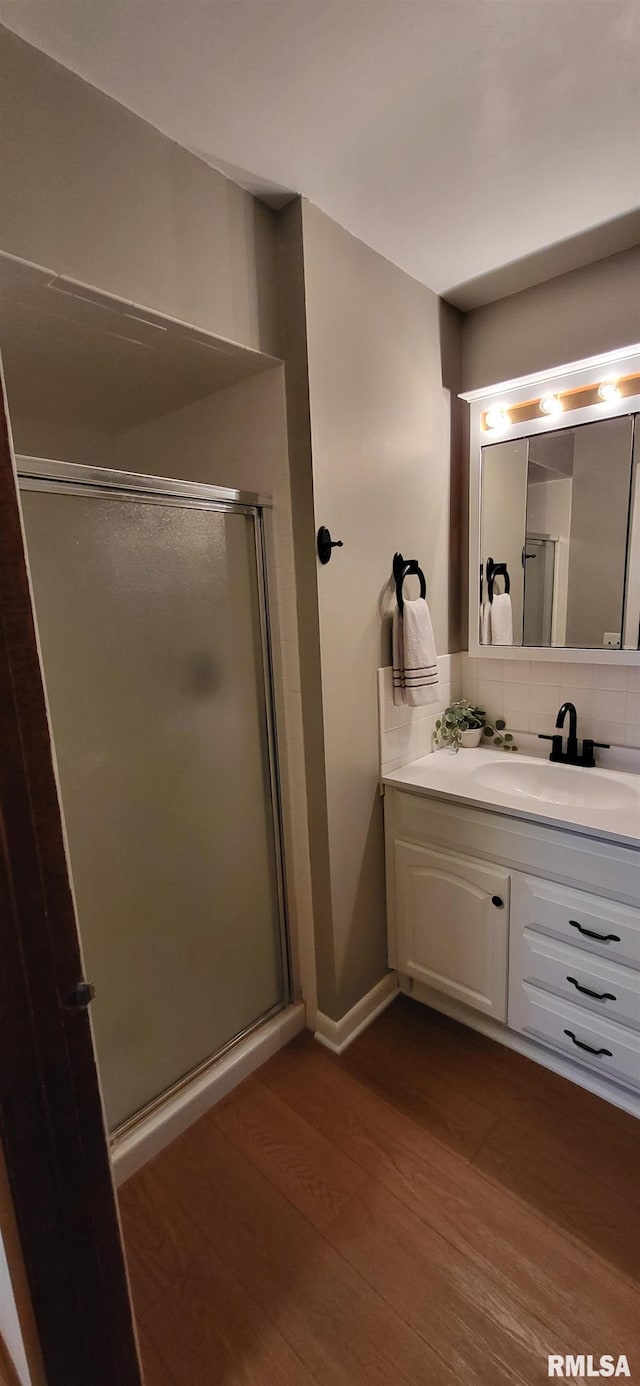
[
  {"xmin": 17, "ymin": 456, "xmax": 293, "ymax": 1140},
  {"xmin": 111, "ymin": 998, "xmax": 285, "ymax": 1145}
]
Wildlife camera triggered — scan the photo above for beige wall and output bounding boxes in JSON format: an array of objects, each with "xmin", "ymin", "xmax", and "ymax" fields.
[
  {"xmin": 462, "ymin": 246, "xmax": 640, "ymax": 392},
  {"xmin": 0, "ymin": 27, "xmax": 280, "ymax": 358},
  {"xmin": 290, "ymin": 202, "xmax": 463, "ymax": 1018}
]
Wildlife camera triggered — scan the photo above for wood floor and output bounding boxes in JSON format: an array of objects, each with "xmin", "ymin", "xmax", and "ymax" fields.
[{"xmin": 119, "ymin": 996, "xmax": 640, "ymax": 1386}]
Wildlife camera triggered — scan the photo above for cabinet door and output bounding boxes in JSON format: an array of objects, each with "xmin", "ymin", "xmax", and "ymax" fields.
[{"xmin": 394, "ymin": 842, "xmax": 510, "ymax": 1019}]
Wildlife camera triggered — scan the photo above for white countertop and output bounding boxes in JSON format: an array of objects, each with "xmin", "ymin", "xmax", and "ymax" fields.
[{"xmin": 382, "ymin": 748, "xmax": 640, "ymax": 849}]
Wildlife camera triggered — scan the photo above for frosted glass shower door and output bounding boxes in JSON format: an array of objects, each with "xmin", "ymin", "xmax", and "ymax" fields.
[{"xmin": 19, "ymin": 475, "xmax": 286, "ymax": 1131}]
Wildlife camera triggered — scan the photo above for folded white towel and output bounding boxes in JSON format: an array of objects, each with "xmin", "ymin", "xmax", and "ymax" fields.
[
  {"xmin": 491, "ymin": 592, "xmax": 513, "ymax": 645},
  {"xmin": 480, "ymin": 601, "xmax": 491, "ymax": 645},
  {"xmin": 392, "ymin": 598, "xmax": 439, "ymax": 707}
]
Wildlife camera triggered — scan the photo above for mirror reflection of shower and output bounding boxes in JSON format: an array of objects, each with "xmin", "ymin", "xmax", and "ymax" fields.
[{"xmin": 523, "ymin": 537, "xmax": 556, "ymax": 647}]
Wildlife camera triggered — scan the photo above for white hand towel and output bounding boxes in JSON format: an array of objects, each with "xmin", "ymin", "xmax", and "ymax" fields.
[
  {"xmin": 392, "ymin": 598, "xmax": 439, "ymax": 707},
  {"xmin": 490, "ymin": 592, "xmax": 513, "ymax": 645},
  {"xmin": 480, "ymin": 601, "xmax": 491, "ymax": 645}
]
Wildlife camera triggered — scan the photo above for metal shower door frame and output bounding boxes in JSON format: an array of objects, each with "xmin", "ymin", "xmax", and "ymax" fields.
[{"xmin": 17, "ymin": 456, "xmax": 292, "ymax": 1130}]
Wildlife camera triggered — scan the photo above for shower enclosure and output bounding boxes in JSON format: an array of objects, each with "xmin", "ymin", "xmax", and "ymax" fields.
[{"xmin": 18, "ymin": 458, "xmax": 289, "ymax": 1134}]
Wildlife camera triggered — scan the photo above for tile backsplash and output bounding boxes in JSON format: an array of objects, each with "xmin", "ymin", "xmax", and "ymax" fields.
[
  {"xmin": 378, "ymin": 654, "xmax": 462, "ymax": 773},
  {"xmin": 461, "ymin": 655, "xmax": 640, "ymax": 750},
  {"xmin": 378, "ymin": 652, "xmax": 640, "ymax": 778}
]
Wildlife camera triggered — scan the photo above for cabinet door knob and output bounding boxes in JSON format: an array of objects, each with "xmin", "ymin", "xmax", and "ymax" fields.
[{"xmin": 491, "ymin": 895, "xmax": 504, "ymax": 908}]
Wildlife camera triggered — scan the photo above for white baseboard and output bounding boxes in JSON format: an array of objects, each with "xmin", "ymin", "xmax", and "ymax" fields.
[
  {"xmin": 402, "ymin": 978, "xmax": 640, "ymax": 1119},
  {"xmin": 111, "ymin": 1002, "xmax": 306, "ymax": 1185},
  {"xmin": 314, "ymin": 973, "xmax": 399, "ymax": 1055}
]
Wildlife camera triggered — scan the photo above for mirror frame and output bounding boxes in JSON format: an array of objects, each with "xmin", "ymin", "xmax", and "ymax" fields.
[{"xmin": 460, "ymin": 343, "xmax": 640, "ymax": 664}]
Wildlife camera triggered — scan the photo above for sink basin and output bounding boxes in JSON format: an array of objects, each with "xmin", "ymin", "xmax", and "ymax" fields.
[{"xmin": 470, "ymin": 758, "xmax": 640, "ymax": 810}]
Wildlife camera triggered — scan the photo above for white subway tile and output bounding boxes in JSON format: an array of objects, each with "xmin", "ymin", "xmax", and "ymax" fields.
[
  {"xmin": 624, "ymin": 724, "xmax": 640, "ymax": 748},
  {"xmin": 397, "ymin": 724, "xmax": 412, "ymax": 765},
  {"xmin": 626, "ymin": 691, "xmax": 640, "ymax": 724},
  {"xmin": 504, "ymin": 705, "xmax": 530, "ymax": 733},
  {"xmin": 530, "ymin": 662, "xmax": 560, "ymax": 686},
  {"xmin": 535, "ymin": 712, "xmax": 558, "ymax": 736},
  {"xmin": 381, "ymin": 729, "xmax": 400, "ymax": 766},
  {"xmin": 592, "ymin": 719, "xmax": 614, "ymax": 744},
  {"xmin": 477, "ymin": 658, "xmax": 503, "ymax": 682},
  {"xmin": 593, "ymin": 665, "xmax": 629, "ymax": 691},
  {"xmin": 558, "ymin": 662, "xmax": 593, "ymax": 688},
  {"xmin": 507, "ymin": 682, "xmax": 531, "ymax": 712},
  {"xmin": 530, "ymin": 684, "xmax": 562, "ymax": 715},
  {"xmin": 591, "ymin": 689, "xmax": 627, "ymax": 724},
  {"xmin": 502, "ymin": 660, "xmax": 531, "ymax": 684},
  {"xmin": 477, "ymin": 681, "xmax": 504, "ymax": 718},
  {"xmin": 559, "ymin": 687, "xmax": 592, "ymax": 719},
  {"xmin": 626, "ymin": 666, "xmax": 640, "ymax": 693},
  {"xmin": 382, "ymin": 686, "xmax": 412, "ymax": 731}
]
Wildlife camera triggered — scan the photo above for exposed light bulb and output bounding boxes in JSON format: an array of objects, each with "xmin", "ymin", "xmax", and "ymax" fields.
[
  {"xmin": 485, "ymin": 406, "xmax": 511, "ymax": 433},
  {"xmin": 598, "ymin": 378, "xmax": 621, "ymax": 403},
  {"xmin": 539, "ymin": 393, "xmax": 563, "ymax": 417}
]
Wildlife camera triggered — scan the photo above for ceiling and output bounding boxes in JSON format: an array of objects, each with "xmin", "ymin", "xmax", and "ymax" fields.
[{"xmin": 1, "ymin": 0, "xmax": 639, "ymax": 307}]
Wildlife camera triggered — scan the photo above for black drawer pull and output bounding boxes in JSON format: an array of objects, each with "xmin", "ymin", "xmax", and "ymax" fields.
[
  {"xmin": 564, "ymin": 1029, "xmax": 612, "ymax": 1058},
  {"xmin": 491, "ymin": 895, "xmax": 505, "ymax": 908},
  {"xmin": 568, "ymin": 920, "xmax": 620, "ymax": 944},
  {"xmin": 566, "ymin": 976, "xmax": 616, "ymax": 1002}
]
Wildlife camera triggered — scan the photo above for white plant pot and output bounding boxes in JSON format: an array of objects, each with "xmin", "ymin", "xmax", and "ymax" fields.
[{"xmin": 459, "ymin": 728, "xmax": 483, "ymax": 748}]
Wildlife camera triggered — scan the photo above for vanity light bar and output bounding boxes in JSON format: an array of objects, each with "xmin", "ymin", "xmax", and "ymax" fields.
[{"xmin": 481, "ymin": 370, "xmax": 640, "ymax": 432}]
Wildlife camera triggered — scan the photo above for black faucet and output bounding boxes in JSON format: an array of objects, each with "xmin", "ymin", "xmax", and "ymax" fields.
[{"xmin": 539, "ymin": 701, "xmax": 609, "ymax": 768}]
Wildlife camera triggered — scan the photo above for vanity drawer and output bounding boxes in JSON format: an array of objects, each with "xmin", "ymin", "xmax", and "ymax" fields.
[
  {"xmin": 513, "ymin": 874, "xmax": 640, "ymax": 971},
  {"xmin": 514, "ymin": 983, "xmax": 640, "ymax": 1091},
  {"xmin": 511, "ymin": 931, "xmax": 640, "ymax": 1032}
]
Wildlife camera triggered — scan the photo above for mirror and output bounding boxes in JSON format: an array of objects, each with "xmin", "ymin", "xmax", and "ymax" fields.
[{"xmin": 480, "ymin": 414, "xmax": 637, "ymax": 649}]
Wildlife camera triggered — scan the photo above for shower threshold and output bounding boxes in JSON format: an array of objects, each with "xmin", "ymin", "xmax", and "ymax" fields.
[{"xmin": 110, "ymin": 1000, "xmax": 305, "ymax": 1185}]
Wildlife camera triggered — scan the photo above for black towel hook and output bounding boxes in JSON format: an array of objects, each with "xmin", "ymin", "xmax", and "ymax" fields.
[
  {"xmin": 393, "ymin": 552, "xmax": 427, "ymax": 615},
  {"xmin": 317, "ymin": 526, "xmax": 344, "ymax": 564},
  {"xmin": 486, "ymin": 556, "xmax": 510, "ymax": 604}
]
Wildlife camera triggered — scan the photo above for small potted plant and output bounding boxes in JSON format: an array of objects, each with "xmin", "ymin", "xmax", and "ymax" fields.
[{"xmin": 433, "ymin": 700, "xmax": 518, "ymax": 754}]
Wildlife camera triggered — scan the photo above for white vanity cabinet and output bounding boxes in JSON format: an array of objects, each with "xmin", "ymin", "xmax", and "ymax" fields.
[
  {"xmin": 392, "ymin": 841, "xmax": 509, "ymax": 1019},
  {"xmin": 384, "ymin": 784, "xmax": 640, "ymax": 1109}
]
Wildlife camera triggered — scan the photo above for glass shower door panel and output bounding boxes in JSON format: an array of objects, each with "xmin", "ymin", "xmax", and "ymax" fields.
[{"xmin": 21, "ymin": 488, "xmax": 284, "ymax": 1130}]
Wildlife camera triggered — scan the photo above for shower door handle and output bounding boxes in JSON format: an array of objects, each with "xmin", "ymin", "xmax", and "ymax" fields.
[{"xmin": 66, "ymin": 981, "xmax": 96, "ymax": 1010}]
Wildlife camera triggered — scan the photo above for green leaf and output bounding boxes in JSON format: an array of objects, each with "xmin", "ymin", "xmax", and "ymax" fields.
[
  {"xmin": 495, "ymin": 718, "xmax": 506, "ymax": 731},
  {"xmin": 435, "ymin": 719, "xmax": 441, "ymax": 729}
]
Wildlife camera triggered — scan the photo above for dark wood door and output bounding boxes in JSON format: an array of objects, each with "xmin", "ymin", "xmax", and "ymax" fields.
[{"xmin": 0, "ymin": 366, "xmax": 142, "ymax": 1385}]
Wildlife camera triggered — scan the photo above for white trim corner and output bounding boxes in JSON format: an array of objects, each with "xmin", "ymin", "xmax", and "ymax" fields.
[{"xmin": 314, "ymin": 973, "xmax": 399, "ymax": 1055}]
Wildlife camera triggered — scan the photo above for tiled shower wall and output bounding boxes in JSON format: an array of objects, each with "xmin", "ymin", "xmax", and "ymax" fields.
[
  {"xmin": 378, "ymin": 654, "xmax": 463, "ymax": 772},
  {"xmin": 461, "ymin": 655, "xmax": 640, "ymax": 750}
]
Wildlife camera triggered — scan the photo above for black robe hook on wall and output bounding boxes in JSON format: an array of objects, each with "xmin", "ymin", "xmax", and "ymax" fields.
[{"xmin": 317, "ymin": 526, "xmax": 344, "ymax": 564}]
